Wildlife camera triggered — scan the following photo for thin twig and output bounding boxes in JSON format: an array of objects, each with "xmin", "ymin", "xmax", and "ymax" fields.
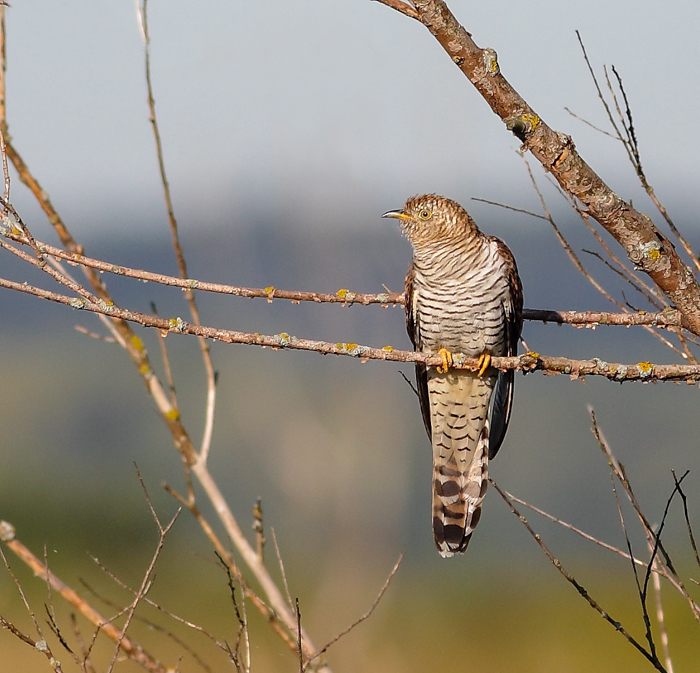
[
  {"xmin": 80, "ymin": 578, "xmax": 213, "ymax": 673},
  {"xmin": 672, "ymin": 470, "xmax": 700, "ymax": 572},
  {"xmin": 304, "ymin": 554, "xmax": 403, "ymax": 670},
  {"xmin": 106, "ymin": 471, "xmax": 180, "ymax": 673},
  {"xmin": 1, "ymin": 522, "xmax": 166, "ymax": 671},
  {"xmin": 590, "ymin": 411, "xmax": 700, "ymax": 623},
  {"xmin": 271, "ymin": 529, "xmax": 293, "ymax": 611},
  {"xmin": 372, "ymin": 0, "xmax": 419, "ymax": 20},
  {"xmin": 563, "ymin": 106, "xmax": 618, "ymax": 139},
  {"xmin": 137, "ymin": 0, "xmax": 217, "ymax": 460},
  {"xmin": 649, "ymin": 543, "xmax": 674, "ymax": 673},
  {"xmin": 609, "ymin": 476, "xmax": 657, "ymax": 661},
  {"xmin": 489, "ymin": 479, "xmax": 666, "ymax": 672},
  {"xmin": 501, "ymin": 489, "xmax": 656, "ymax": 571}
]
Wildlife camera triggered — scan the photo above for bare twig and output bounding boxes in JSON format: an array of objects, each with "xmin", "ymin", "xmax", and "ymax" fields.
[
  {"xmin": 489, "ymin": 480, "xmax": 666, "ymax": 671},
  {"xmin": 649, "ymin": 545, "xmax": 674, "ymax": 673},
  {"xmin": 590, "ymin": 411, "xmax": 700, "ymax": 624},
  {"xmin": 80, "ymin": 577, "xmax": 213, "ymax": 673},
  {"xmin": 373, "ymin": 0, "xmax": 419, "ymax": 20},
  {"xmin": 105, "ymin": 471, "xmax": 180, "ymax": 673},
  {"xmin": 563, "ymin": 106, "xmax": 618, "ymax": 139},
  {"xmin": 304, "ymin": 554, "xmax": 403, "ymax": 670},
  {"xmin": 672, "ymin": 470, "xmax": 700, "ymax": 572},
  {"xmin": 1, "ymin": 521, "xmax": 166, "ymax": 672},
  {"xmin": 610, "ymin": 476, "xmax": 658, "ymax": 661},
  {"xmin": 162, "ymin": 483, "xmax": 300, "ymax": 654},
  {"xmin": 501, "ymin": 489, "xmax": 655, "ymax": 571},
  {"xmin": 271, "ymin": 529, "xmax": 293, "ymax": 611}
]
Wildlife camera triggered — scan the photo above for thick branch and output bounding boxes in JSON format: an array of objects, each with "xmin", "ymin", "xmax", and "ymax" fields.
[
  {"xmin": 3, "ymin": 275, "xmax": 698, "ymax": 382},
  {"xmin": 402, "ymin": 0, "xmax": 700, "ymax": 335}
]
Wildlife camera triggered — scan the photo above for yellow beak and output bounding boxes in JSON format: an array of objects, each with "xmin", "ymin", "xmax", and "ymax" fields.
[{"xmin": 382, "ymin": 209, "xmax": 409, "ymax": 220}]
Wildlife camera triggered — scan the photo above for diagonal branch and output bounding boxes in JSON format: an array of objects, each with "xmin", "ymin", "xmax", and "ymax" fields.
[
  {"xmin": 382, "ymin": 0, "xmax": 700, "ymax": 335},
  {"xmin": 0, "ymin": 521, "xmax": 166, "ymax": 672},
  {"xmin": 489, "ymin": 480, "xmax": 667, "ymax": 672}
]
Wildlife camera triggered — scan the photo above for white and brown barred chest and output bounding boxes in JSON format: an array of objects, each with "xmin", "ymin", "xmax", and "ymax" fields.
[{"xmin": 411, "ymin": 237, "xmax": 513, "ymax": 358}]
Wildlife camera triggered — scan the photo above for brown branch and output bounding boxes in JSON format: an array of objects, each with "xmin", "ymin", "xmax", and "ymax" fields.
[
  {"xmin": 0, "ymin": 521, "xmax": 166, "ymax": 672},
  {"xmin": 2, "ymin": 273, "xmax": 698, "ymax": 382},
  {"xmin": 304, "ymin": 554, "xmax": 403, "ymax": 670},
  {"xmin": 489, "ymin": 480, "xmax": 667, "ymax": 672},
  {"xmin": 590, "ymin": 411, "xmax": 700, "ymax": 624},
  {"xmin": 400, "ymin": 0, "xmax": 700, "ymax": 336},
  {"xmin": 3, "ymin": 144, "xmax": 197, "ymax": 465},
  {"xmin": 2, "ymin": 231, "xmax": 688, "ymax": 330},
  {"xmin": 501, "ymin": 489, "xmax": 661, "ymax": 572},
  {"xmin": 137, "ymin": 0, "xmax": 218, "ymax": 460},
  {"xmin": 4, "ymin": 231, "xmax": 403, "ymax": 306},
  {"xmin": 162, "ymin": 483, "xmax": 300, "ymax": 654},
  {"xmin": 373, "ymin": 0, "xmax": 419, "ymax": 20}
]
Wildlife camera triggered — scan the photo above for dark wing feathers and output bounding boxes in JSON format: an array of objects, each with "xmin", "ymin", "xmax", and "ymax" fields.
[
  {"xmin": 487, "ymin": 238, "xmax": 523, "ymax": 459},
  {"xmin": 405, "ymin": 265, "xmax": 432, "ymax": 438}
]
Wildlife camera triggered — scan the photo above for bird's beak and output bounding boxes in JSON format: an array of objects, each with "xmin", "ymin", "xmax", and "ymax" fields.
[{"xmin": 382, "ymin": 209, "xmax": 409, "ymax": 220}]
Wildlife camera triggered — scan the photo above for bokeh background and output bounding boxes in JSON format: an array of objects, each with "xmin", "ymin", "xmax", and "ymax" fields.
[{"xmin": 1, "ymin": 1, "xmax": 699, "ymax": 671}]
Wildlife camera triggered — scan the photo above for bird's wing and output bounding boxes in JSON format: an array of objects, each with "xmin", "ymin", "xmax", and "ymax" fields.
[
  {"xmin": 487, "ymin": 239, "xmax": 524, "ymax": 459},
  {"xmin": 405, "ymin": 265, "xmax": 432, "ymax": 438}
]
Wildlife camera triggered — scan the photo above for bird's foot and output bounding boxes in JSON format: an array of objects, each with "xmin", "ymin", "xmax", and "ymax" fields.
[
  {"xmin": 476, "ymin": 352, "xmax": 491, "ymax": 377},
  {"xmin": 437, "ymin": 347, "xmax": 453, "ymax": 374}
]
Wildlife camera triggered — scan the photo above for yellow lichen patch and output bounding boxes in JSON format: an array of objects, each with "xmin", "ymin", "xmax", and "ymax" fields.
[
  {"xmin": 165, "ymin": 408, "xmax": 180, "ymax": 421},
  {"xmin": 336, "ymin": 288, "xmax": 349, "ymax": 299},
  {"xmin": 521, "ymin": 114, "xmax": 540, "ymax": 131},
  {"xmin": 525, "ymin": 351, "xmax": 540, "ymax": 359},
  {"xmin": 264, "ymin": 286, "xmax": 275, "ymax": 295},
  {"xmin": 131, "ymin": 335, "xmax": 145, "ymax": 352},
  {"xmin": 382, "ymin": 345, "xmax": 394, "ymax": 353},
  {"xmin": 647, "ymin": 248, "xmax": 661, "ymax": 261},
  {"xmin": 637, "ymin": 361, "xmax": 653, "ymax": 374}
]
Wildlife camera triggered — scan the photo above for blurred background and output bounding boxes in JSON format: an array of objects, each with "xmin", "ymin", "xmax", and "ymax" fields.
[{"xmin": 1, "ymin": 1, "xmax": 699, "ymax": 671}]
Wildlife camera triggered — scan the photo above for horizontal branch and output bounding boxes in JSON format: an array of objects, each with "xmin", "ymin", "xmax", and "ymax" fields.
[
  {"xmin": 523, "ymin": 308, "xmax": 681, "ymax": 329},
  {"xmin": 2, "ymin": 233, "xmax": 684, "ymax": 329},
  {"xmin": 2, "ymin": 274, "xmax": 698, "ymax": 382},
  {"xmin": 4, "ymin": 233, "xmax": 403, "ymax": 306}
]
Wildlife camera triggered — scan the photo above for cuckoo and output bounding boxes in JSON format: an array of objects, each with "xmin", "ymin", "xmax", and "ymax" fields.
[{"xmin": 384, "ymin": 194, "xmax": 523, "ymax": 557}]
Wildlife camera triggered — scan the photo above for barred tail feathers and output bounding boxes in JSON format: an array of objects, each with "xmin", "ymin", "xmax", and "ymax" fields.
[{"xmin": 428, "ymin": 370, "xmax": 492, "ymax": 558}]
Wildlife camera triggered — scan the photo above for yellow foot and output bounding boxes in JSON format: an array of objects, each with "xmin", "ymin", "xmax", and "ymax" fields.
[
  {"xmin": 476, "ymin": 352, "xmax": 491, "ymax": 377},
  {"xmin": 437, "ymin": 347, "xmax": 453, "ymax": 374}
]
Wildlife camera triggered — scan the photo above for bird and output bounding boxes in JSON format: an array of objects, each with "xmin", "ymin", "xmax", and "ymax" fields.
[{"xmin": 383, "ymin": 194, "xmax": 523, "ymax": 557}]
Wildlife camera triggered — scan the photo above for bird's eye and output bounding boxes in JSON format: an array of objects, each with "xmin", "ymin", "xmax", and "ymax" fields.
[{"xmin": 418, "ymin": 209, "xmax": 432, "ymax": 220}]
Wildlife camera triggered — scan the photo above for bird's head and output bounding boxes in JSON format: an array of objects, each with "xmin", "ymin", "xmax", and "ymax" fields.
[{"xmin": 382, "ymin": 194, "xmax": 477, "ymax": 249}]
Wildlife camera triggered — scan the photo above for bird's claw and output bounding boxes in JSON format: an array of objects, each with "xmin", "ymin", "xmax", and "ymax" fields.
[
  {"xmin": 477, "ymin": 352, "xmax": 491, "ymax": 377},
  {"xmin": 437, "ymin": 347, "xmax": 453, "ymax": 374}
]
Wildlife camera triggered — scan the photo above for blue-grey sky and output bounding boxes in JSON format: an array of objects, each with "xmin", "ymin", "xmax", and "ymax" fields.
[{"xmin": 5, "ymin": 0, "xmax": 700, "ymax": 236}]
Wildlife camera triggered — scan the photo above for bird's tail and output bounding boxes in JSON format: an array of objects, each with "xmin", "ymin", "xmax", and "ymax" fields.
[
  {"xmin": 429, "ymin": 371, "xmax": 492, "ymax": 557},
  {"xmin": 432, "ymin": 423, "xmax": 489, "ymax": 557}
]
